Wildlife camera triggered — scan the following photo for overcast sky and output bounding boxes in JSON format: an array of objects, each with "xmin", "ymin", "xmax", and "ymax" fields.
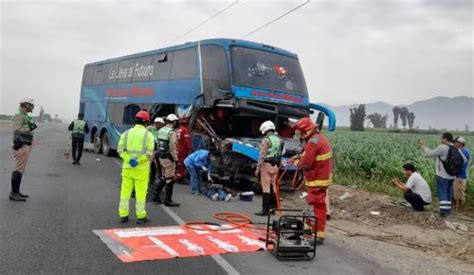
[{"xmin": 1, "ymin": 0, "xmax": 472, "ymax": 118}]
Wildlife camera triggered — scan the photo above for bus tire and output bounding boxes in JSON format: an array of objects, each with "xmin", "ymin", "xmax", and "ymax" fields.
[
  {"xmin": 101, "ymin": 132, "xmax": 112, "ymax": 156},
  {"xmin": 93, "ymin": 132, "xmax": 102, "ymax": 154}
]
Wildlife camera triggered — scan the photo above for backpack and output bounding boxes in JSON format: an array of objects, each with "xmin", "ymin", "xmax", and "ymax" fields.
[{"xmin": 440, "ymin": 145, "xmax": 464, "ymax": 176}]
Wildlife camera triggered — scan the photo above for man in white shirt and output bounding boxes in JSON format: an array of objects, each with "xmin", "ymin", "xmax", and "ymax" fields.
[{"xmin": 391, "ymin": 163, "xmax": 432, "ymax": 211}]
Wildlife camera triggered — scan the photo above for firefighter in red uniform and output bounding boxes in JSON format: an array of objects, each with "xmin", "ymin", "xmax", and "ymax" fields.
[
  {"xmin": 176, "ymin": 116, "xmax": 192, "ymax": 181},
  {"xmin": 294, "ymin": 117, "xmax": 333, "ymax": 245}
]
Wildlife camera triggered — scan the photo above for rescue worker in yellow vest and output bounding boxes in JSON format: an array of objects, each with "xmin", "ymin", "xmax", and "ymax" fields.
[
  {"xmin": 117, "ymin": 111, "xmax": 154, "ymax": 224},
  {"xmin": 255, "ymin": 120, "xmax": 282, "ymax": 216},
  {"xmin": 154, "ymin": 114, "xmax": 180, "ymax": 207},
  {"xmin": 10, "ymin": 97, "xmax": 37, "ymax": 201},
  {"xmin": 67, "ymin": 113, "xmax": 89, "ymax": 165}
]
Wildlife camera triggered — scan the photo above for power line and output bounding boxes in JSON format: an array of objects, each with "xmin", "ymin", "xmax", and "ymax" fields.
[
  {"xmin": 241, "ymin": 0, "xmax": 311, "ymax": 39},
  {"xmin": 166, "ymin": 0, "xmax": 240, "ymax": 46}
]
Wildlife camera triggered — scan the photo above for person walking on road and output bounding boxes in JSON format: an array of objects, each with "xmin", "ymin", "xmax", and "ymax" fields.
[
  {"xmin": 254, "ymin": 121, "xmax": 282, "ymax": 216},
  {"xmin": 390, "ymin": 163, "xmax": 432, "ymax": 211},
  {"xmin": 293, "ymin": 117, "xmax": 333, "ymax": 245},
  {"xmin": 176, "ymin": 117, "xmax": 193, "ymax": 182},
  {"xmin": 420, "ymin": 132, "xmax": 466, "ymax": 217},
  {"xmin": 154, "ymin": 114, "xmax": 180, "ymax": 207},
  {"xmin": 453, "ymin": 136, "xmax": 470, "ymax": 212},
  {"xmin": 117, "ymin": 111, "xmax": 154, "ymax": 224},
  {"xmin": 67, "ymin": 113, "xmax": 89, "ymax": 165},
  {"xmin": 10, "ymin": 97, "xmax": 37, "ymax": 201},
  {"xmin": 184, "ymin": 149, "xmax": 214, "ymax": 195}
]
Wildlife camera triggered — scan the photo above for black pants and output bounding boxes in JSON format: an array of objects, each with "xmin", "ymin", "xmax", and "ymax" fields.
[
  {"xmin": 404, "ymin": 190, "xmax": 429, "ymax": 211},
  {"xmin": 71, "ymin": 136, "xmax": 84, "ymax": 162}
]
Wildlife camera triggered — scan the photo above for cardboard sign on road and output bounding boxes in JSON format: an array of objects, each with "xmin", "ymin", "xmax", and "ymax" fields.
[{"xmin": 93, "ymin": 224, "xmax": 265, "ymax": 263}]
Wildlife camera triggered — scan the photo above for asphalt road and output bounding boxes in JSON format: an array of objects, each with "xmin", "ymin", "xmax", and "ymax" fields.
[{"xmin": 0, "ymin": 122, "xmax": 398, "ymax": 274}]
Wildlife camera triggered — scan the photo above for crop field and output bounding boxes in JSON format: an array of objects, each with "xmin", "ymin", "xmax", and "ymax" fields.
[{"xmin": 326, "ymin": 130, "xmax": 474, "ymax": 208}]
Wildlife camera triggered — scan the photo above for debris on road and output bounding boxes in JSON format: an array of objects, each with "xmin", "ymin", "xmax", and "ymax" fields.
[
  {"xmin": 445, "ymin": 221, "xmax": 468, "ymax": 233},
  {"xmin": 338, "ymin": 191, "xmax": 352, "ymax": 201}
]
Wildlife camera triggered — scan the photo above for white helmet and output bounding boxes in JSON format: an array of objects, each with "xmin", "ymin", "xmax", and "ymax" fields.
[
  {"xmin": 154, "ymin": 117, "xmax": 165, "ymax": 124},
  {"xmin": 166, "ymin": 114, "xmax": 179, "ymax": 122},
  {"xmin": 259, "ymin": 120, "xmax": 276, "ymax": 134},
  {"xmin": 19, "ymin": 97, "xmax": 35, "ymax": 105}
]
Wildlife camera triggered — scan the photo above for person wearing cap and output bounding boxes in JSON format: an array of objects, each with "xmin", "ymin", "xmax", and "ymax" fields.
[
  {"xmin": 117, "ymin": 110, "xmax": 154, "ymax": 224},
  {"xmin": 147, "ymin": 117, "xmax": 165, "ymax": 200},
  {"xmin": 254, "ymin": 121, "xmax": 282, "ymax": 216},
  {"xmin": 293, "ymin": 117, "xmax": 333, "ymax": 245},
  {"xmin": 154, "ymin": 114, "xmax": 180, "ymax": 207},
  {"xmin": 454, "ymin": 137, "xmax": 470, "ymax": 212},
  {"xmin": 10, "ymin": 97, "xmax": 37, "ymax": 201},
  {"xmin": 67, "ymin": 113, "xmax": 89, "ymax": 165},
  {"xmin": 176, "ymin": 116, "xmax": 193, "ymax": 182}
]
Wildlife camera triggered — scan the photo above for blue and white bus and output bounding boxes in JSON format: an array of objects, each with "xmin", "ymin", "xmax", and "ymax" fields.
[{"xmin": 80, "ymin": 38, "xmax": 335, "ymax": 187}]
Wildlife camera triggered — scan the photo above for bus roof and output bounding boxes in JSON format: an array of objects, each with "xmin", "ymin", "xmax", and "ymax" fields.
[{"xmin": 85, "ymin": 38, "xmax": 298, "ymax": 67}]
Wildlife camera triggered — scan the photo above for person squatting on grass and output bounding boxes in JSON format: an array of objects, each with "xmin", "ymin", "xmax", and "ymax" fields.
[{"xmin": 390, "ymin": 163, "xmax": 432, "ymax": 211}]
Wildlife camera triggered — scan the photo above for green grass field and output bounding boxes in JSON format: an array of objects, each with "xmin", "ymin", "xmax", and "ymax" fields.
[{"xmin": 326, "ymin": 129, "xmax": 474, "ymax": 210}]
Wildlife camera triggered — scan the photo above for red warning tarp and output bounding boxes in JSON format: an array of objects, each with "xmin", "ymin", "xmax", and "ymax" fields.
[{"xmin": 93, "ymin": 224, "xmax": 265, "ymax": 263}]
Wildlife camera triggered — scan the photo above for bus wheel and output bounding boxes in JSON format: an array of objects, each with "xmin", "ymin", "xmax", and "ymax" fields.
[
  {"xmin": 101, "ymin": 132, "xmax": 112, "ymax": 156},
  {"xmin": 93, "ymin": 132, "xmax": 102, "ymax": 154}
]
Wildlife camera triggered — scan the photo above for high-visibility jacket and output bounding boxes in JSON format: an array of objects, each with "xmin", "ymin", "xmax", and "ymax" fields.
[
  {"xmin": 12, "ymin": 109, "xmax": 34, "ymax": 143},
  {"xmin": 117, "ymin": 124, "xmax": 154, "ymax": 171},
  {"xmin": 265, "ymin": 134, "xmax": 282, "ymax": 159},
  {"xmin": 299, "ymin": 133, "xmax": 333, "ymax": 187},
  {"xmin": 72, "ymin": 119, "xmax": 86, "ymax": 135}
]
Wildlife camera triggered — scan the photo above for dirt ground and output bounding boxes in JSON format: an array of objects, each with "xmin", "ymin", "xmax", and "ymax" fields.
[{"xmin": 281, "ymin": 184, "xmax": 474, "ymax": 270}]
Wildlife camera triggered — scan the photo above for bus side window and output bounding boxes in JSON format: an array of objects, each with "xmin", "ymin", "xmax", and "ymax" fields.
[
  {"xmin": 82, "ymin": 66, "xmax": 95, "ymax": 86},
  {"xmin": 92, "ymin": 64, "xmax": 105, "ymax": 85},
  {"xmin": 123, "ymin": 104, "xmax": 140, "ymax": 125},
  {"xmin": 170, "ymin": 48, "xmax": 197, "ymax": 80},
  {"xmin": 107, "ymin": 103, "xmax": 126, "ymax": 124},
  {"xmin": 150, "ymin": 52, "xmax": 173, "ymax": 81},
  {"xmin": 201, "ymin": 44, "xmax": 230, "ymax": 91}
]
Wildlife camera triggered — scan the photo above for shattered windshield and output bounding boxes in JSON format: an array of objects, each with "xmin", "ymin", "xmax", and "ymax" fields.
[{"xmin": 231, "ymin": 47, "xmax": 308, "ymax": 95}]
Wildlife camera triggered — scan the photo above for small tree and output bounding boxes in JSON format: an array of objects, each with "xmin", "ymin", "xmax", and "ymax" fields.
[
  {"xmin": 350, "ymin": 104, "xmax": 366, "ymax": 131},
  {"xmin": 367, "ymin": 112, "xmax": 388, "ymax": 128},
  {"xmin": 400, "ymin": 107, "xmax": 409, "ymax": 128},
  {"xmin": 392, "ymin": 106, "xmax": 401, "ymax": 128},
  {"xmin": 407, "ymin": 112, "xmax": 416, "ymax": 129}
]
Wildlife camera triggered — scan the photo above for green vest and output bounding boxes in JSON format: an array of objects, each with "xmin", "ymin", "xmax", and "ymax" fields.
[
  {"xmin": 157, "ymin": 126, "xmax": 173, "ymax": 157},
  {"xmin": 266, "ymin": 134, "xmax": 281, "ymax": 158},
  {"xmin": 72, "ymin": 119, "xmax": 86, "ymax": 135},
  {"xmin": 149, "ymin": 126, "xmax": 159, "ymax": 138},
  {"xmin": 12, "ymin": 109, "xmax": 34, "ymax": 143}
]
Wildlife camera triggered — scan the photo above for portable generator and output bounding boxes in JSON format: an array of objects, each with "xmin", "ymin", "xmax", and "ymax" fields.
[{"xmin": 264, "ymin": 209, "xmax": 317, "ymax": 261}]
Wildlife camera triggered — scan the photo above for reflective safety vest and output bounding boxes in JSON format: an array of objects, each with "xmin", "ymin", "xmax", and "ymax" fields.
[
  {"xmin": 118, "ymin": 124, "xmax": 154, "ymax": 170},
  {"xmin": 157, "ymin": 126, "xmax": 173, "ymax": 158},
  {"xmin": 265, "ymin": 134, "xmax": 282, "ymax": 159},
  {"xmin": 12, "ymin": 109, "xmax": 34, "ymax": 143},
  {"xmin": 148, "ymin": 126, "xmax": 159, "ymax": 138},
  {"xmin": 303, "ymin": 134, "xmax": 333, "ymax": 188},
  {"xmin": 72, "ymin": 119, "xmax": 86, "ymax": 135}
]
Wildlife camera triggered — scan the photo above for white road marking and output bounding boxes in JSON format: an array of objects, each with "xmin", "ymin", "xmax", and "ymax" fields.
[{"xmin": 113, "ymin": 159, "xmax": 240, "ymax": 275}]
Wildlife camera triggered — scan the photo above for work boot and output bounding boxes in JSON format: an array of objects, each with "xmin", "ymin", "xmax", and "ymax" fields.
[
  {"xmin": 18, "ymin": 192, "xmax": 29, "ymax": 198},
  {"xmin": 119, "ymin": 216, "xmax": 129, "ymax": 223},
  {"xmin": 9, "ymin": 192, "xmax": 26, "ymax": 202},
  {"xmin": 136, "ymin": 217, "xmax": 150, "ymax": 224},
  {"xmin": 164, "ymin": 183, "xmax": 180, "ymax": 207},
  {"xmin": 255, "ymin": 193, "xmax": 270, "ymax": 216},
  {"xmin": 153, "ymin": 181, "xmax": 166, "ymax": 204}
]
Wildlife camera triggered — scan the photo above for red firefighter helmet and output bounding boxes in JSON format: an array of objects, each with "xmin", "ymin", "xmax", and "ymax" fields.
[
  {"xmin": 135, "ymin": 111, "xmax": 151, "ymax": 123},
  {"xmin": 180, "ymin": 116, "xmax": 189, "ymax": 124},
  {"xmin": 295, "ymin": 117, "xmax": 317, "ymax": 140}
]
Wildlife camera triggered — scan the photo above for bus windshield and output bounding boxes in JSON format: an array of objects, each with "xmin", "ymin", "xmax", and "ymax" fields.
[{"xmin": 231, "ymin": 46, "xmax": 308, "ymax": 95}]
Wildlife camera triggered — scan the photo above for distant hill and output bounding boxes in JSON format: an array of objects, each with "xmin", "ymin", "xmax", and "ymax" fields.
[{"xmin": 330, "ymin": 96, "xmax": 474, "ymax": 131}]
